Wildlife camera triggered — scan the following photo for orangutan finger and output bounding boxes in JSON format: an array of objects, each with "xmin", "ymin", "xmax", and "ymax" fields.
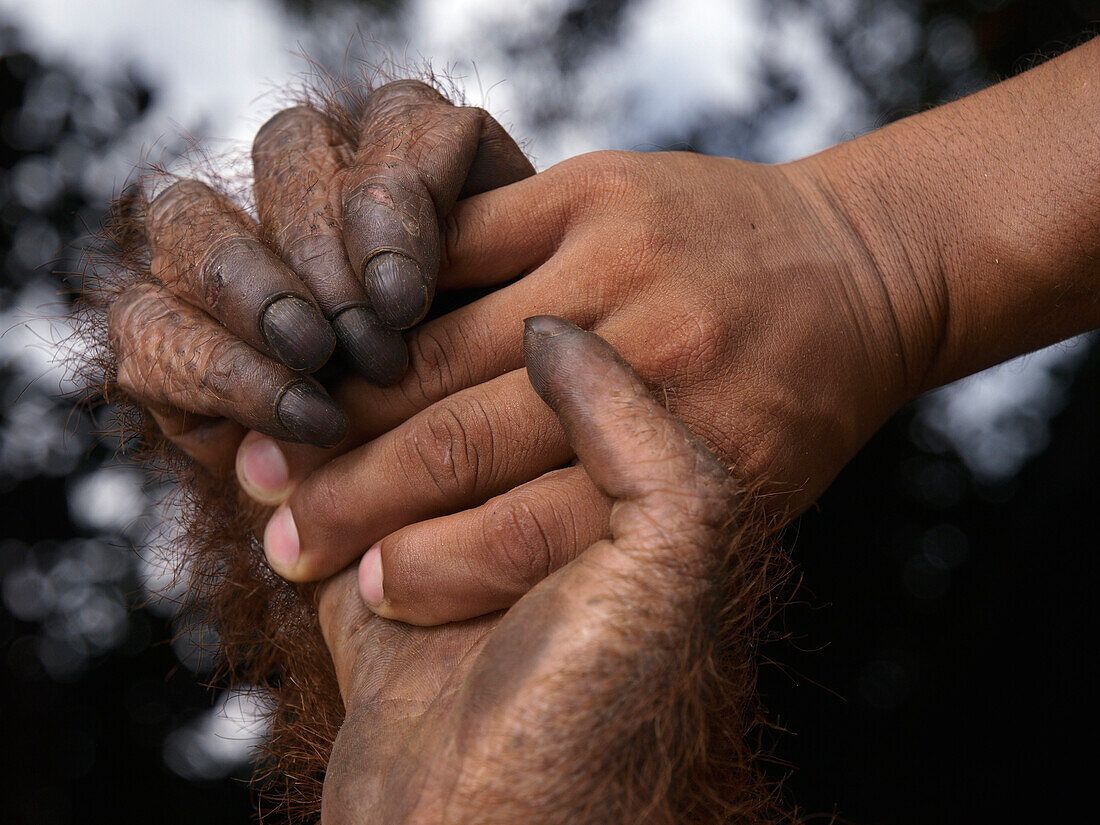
[
  {"xmin": 341, "ymin": 79, "xmax": 534, "ymax": 329},
  {"xmin": 524, "ymin": 316, "xmax": 738, "ymax": 562},
  {"xmin": 145, "ymin": 407, "xmax": 246, "ymax": 473},
  {"xmin": 252, "ymin": 106, "xmax": 407, "ymax": 385},
  {"xmin": 146, "ymin": 178, "xmax": 336, "ymax": 373},
  {"xmin": 108, "ymin": 282, "xmax": 348, "ymax": 446}
]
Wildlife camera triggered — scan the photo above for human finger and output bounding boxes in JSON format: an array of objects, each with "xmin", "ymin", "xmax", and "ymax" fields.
[
  {"xmin": 437, "ymin": 151, "xmax": 651, "ymax": 292},
  {"xmin": 145, "ymin": 178, "xmax": 335, "ymax": 372},
  {"xmin": 145, "ymin": 406, "xmax": 246, "ymax": 473},
  {"xmin": 233, "ymin": 262, "xmax": 607, "ymax": 505},
  {"xmin": 261, "ymin": 368, "xmax": 571, "ymax": 582},
  {"xmin": 349, "ymin": 315, "xmax": 736, "ymax": 626},
  {"xmin": 252, "ymin": 106, "xmax": 406, "ymax": 385},
  {"xmin": 341, "ymin": 80, "xmax": 534, "ymax": 328},
  {"xmin": 109, "ymin": 282, "xmax": 348, "ymax": 447},
  {"xmin": 350, "ymin": 465, "xmax": 609, "ymax": 625}
]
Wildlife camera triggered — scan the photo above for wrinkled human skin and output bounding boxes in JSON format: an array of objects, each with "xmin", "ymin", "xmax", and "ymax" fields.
[
  {"xmin": 103, "ymin": 76, "xmax": 897, "ymax": 626},
  {"xmin": 105, "ymin": 42, "xmax": 1100, "ymax": 630},
  {"xmin": 240, "ymin": 148, "xmax": 903, "ymax": 624},
  {"xmin": 315, "ymin": 317, "xmax": 785, "ymax": 825},
  {"xmin": 102, "ymin": 79, "xmax": 533, "ymax": 470}
]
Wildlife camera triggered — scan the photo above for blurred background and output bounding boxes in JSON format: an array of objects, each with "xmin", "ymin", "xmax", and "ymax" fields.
[{"xmin": 0, "ymin": 0, "xmax": 1097, "ymax": 822}]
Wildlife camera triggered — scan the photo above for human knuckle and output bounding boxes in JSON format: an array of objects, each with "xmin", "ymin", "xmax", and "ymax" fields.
[
  {"xmin": 577, "ymin": 150, "xmax": 645, "ymax": 205},
  {"xmin": 481, "ymin": 495, "xmax": 557, "ymax": 587},
  {"xmin": 402, "ymin": 325, "xmax": 461, "ymax": 406},
  {"xmin": 400, "ymin": 399, "xmax": 488, "ymax": 496},
  {"xmin": 651, "ymin": 303, "xmax": 726, "ymax": 373}
]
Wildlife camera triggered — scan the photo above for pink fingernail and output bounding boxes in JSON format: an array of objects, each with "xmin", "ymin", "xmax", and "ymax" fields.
[
  {"xmin": 264, "ymin": 506, "xmax": 299, "ymax": 571},
  {"xmin": 359, "ymin": 544, "xmax": 384, "ymax": 607},
  {"xmin": 238, "ymin": 434, "xmax": 289, "ymax": 496}
]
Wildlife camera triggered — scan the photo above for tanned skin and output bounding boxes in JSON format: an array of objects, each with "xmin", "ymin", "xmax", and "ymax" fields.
[
  {"xmin": 84, "ymin": 35, "xmax": 1100, "ymax": 822},
  {"xmin": 101, "ymin": 40, "xmax": 1100, "ymax": 627}
]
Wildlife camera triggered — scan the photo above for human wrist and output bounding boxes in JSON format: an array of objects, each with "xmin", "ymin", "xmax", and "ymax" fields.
[
  {"xmin": 780, "ymin": 146, "xmax": 944, "ymax": 422},
  {"xmin": 802, "ymin": 38, "xmax": 1100, "ymax": 398}
]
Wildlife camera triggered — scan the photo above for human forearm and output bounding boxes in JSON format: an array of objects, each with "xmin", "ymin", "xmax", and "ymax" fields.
[{"xmin": 807, "ymin": 36, "xmax": 1100, "ymax": 397}]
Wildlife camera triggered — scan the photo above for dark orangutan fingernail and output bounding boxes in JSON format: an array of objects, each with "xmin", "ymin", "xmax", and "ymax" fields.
[
  {"xmin": 332, "ymin": 305, "xmax": 409, "ymax": 386},
  {"xmin": 261, "ymin": 296, "xmax": 337, "ymax": 372},
  {"xmin": 363, "ymin": 252, "xmax": 429, "ymax": 330},
  {"xmin": 524, "ymin": 315, "xmax": 579, "ymax": 339},
  {"xmin": 275, "ymin": 381, "xmax": 348, "ymax": 447},
  {"xmin": 523, "ymin": 316, "xmax": 585, "ymax": 405}
]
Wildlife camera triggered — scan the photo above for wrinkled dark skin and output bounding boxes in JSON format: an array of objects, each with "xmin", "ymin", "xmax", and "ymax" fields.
[
  {"xmin": 315, "ymin": 317, "xmax": 781, "ymax": 825},
  {"xmin": 107, "ymin": 80, "xmax": 533, "ymax": 467}
]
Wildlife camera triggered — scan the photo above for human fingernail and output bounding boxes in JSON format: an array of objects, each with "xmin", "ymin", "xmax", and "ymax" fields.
[
  {"xmin": 236, "ymin": 433, "xmax": 289, "ymax": 503},
  {"xmin": 363, "ymin": 252, "xmax": 429, "ymax": 330},
  {"xmin": 359, "ymin": 543, "xmax": 384, "ymax": 608},
  {"xmin": 331, "ymin": 305, "xmax": 409, "ymax": 386},
  {"xmin": 264, "ymin": 505, "xmax": 299, "ymax": 572},
  {"xmin": 275, "ymin": 381, "xmax": 348, "ymax": 447},
  {"xmin": 261, "ymin": 295, "xmax": 337, "ymax": 372}
]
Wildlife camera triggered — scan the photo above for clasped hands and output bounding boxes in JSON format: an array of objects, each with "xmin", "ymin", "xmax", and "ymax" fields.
[
  {"xmin": 103, "ymin": 40, "xmax": 1100, "ymax": 819},
  {"xmin": 111, "ymin": 78, "xmax": 898, "ymax": 821},
  {"xmin": 110, "ymin": 80, "xmax": 912, "ymax": 626}
]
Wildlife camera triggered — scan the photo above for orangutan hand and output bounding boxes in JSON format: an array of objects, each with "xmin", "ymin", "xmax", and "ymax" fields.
[
  {"xmin": 316, "ymin": 317, "xmax": 778, "ymax": 825},
  {"xmin": 103, "ymin": 80, "xmax": 532, "ymax": 469}
]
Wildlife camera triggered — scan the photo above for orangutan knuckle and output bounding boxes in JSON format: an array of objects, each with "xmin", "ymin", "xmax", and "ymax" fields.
[
  {"xmin": 481, "ymin": 495, "xmax": 557, "ymax": 588},
  {"xmin": 106, "ymin": 287, "xmax": 145, "ymax": 345},
  {"xmin": 667, "ymin": 455, "xmax": 738, "ymax": 527},
  {"xmin": 192, "ymin": 336, "xmax": 242, "ymax": 397},
  {"xmin": 149, "ymin": 179, "xmax": 209, "ymax": 227},
  {"xmin": 376, "ymin": 78, "xmax": 446, "ymax": 105},
  {"xmin": 253, "ymin": 106, "xmax": 321, "ymax": 157}
]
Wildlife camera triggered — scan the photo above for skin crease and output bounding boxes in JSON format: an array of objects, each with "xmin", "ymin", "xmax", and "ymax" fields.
[
  {"xmin": 104, "ymin": 39, "xmax": 1100, "ymax": 627},
  {"xmin": 102, "ymin": 79, "xmax": 534, "ymax": 470},
  {"xmin": 315, "ymin": 318, "xmax": 786, "ymax": 825},
  {"xmin": 86, "ymin": 37, "xmax": 1100, "ymax": 824},
  {"xmin": 234, "ymin": 37, "xmax": 1100, "ymax": 625}
]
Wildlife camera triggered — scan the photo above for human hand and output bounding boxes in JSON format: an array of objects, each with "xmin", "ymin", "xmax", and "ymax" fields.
[
  {"xmin": 316, "ymin": 317, "xmax": 779, "ymax": 825},
  {"xmin": 102, "ymin": 80, "xmax": 532, "ymax": 470},
  {"xmin": 241, "ymin": 147, "xmax": 921, "ymax": 622}
]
